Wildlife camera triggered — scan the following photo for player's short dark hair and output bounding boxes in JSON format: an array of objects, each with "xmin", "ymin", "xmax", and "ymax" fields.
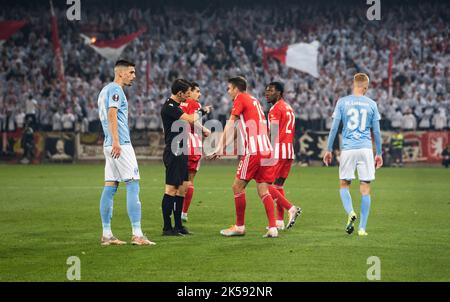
[
  {"xmin": 268, "ymin": 81, "xmax": 284, "ymax": 96},
  {"xmin": 190, "ymin": 82, "xmax": 200, "ymax": 90},
  {"xmin": 171, "ymin": 78, "xmax": 191, "ymax": 95},
  {"xmin": 115, "ymin": 59, "xmax": 135, "ymax": 68},
  {"xmin": 228, "ymin": 77, "xmax": 247, "ymax": 92}
]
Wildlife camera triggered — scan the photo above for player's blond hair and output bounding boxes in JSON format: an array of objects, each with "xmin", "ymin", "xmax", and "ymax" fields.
[{"xmin": 353, "ymin": 73, "xmax": 370, "ymax": 85}]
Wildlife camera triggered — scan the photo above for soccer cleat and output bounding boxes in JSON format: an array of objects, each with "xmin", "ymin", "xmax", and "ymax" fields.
[
  {"xmin": 276, "ymin": 220, "xmax": 285, "ymax": 230},
  {"xmin": 358, "ymin": 229, "xmax": 368, "ymax": 236},
  {"xmin": 266, "ymin": 220, "xmax": 285, "ymax": 231},
  {"xmin": 346, "ymin": 211, "xmax": 357, "ymax": 234},
  {"xmin": 263, "ymin": 227, "xmax": 279, "ymax": 238},
  {"xmin": 101, "ymin": 236, "xmax": 126, "ymax": 246},
  {"xmin": 286, "ymin": 206, "xmax": 302, "ymax": 230},
  {"xmin": 175, "ymin": 227, "xmax": 193, "ymax": 235},
  {"xmin": 181, "ymin": 213, "xmax": 188, "ymax": 222},
  {"xmin": 220, "ymin": 225, "xmax": 245, "ymax": 237},
  {"xmin": 131, "ymin": 235, "xmax": 156, "ymax": 246},
  {"xmin": 162, "ymin": 229, "xmax": 184, "ymax": 236}
]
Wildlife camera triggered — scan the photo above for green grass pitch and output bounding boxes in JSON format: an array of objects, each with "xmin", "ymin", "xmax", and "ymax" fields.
[{"xmin": 0, "ymin": 163, "xmax": 449, "ymax": 281}]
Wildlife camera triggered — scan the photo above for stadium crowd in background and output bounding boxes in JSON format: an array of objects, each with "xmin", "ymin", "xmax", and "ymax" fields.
[{"xmin": 0, "ymin": 0, "xmax": 449, "ymax": 137}]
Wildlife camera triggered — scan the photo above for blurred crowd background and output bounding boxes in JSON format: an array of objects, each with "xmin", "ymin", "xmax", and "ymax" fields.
[{"xmin": 0, "ymin": 0, "xmax": 449, "ymax": 136}]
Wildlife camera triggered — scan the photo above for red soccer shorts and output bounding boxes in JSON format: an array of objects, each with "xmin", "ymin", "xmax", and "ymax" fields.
[
  {"xmin": 188, "ymin": 155, "xmax": 202, "ymax": 173},
  {"xmin": 236, "ymin": 154, "xmax": 275, "ymax": 183},
  {"xmin": 273, "ymin": 159, "xmax": 294, "ymax": 179}
]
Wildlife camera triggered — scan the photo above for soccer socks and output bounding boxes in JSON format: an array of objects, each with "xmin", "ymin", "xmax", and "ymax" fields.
[
  {"xmin": 100, "ymin": 186, "xmax": 117, "ymax": 238},
  {"xmin": 126, "ymin": 180, "xmax": 143, "ymax": 237},
  {"xmin": 162, "ymin": 194, "xmax": 175, "ymax": 231},
  {"xmin": 261, "ymin": 193, "xmax": 277, "ymax": 228},
  {"xmin": 234, "ymin": 192, "xmax": 246, "ymax": 226},
  {"xmin": 359, "ymin": 195, "xmax": 371, "ymax": 231},
  {"xmin": 182, "ymin": 185, "xmax": 194, "ymax": 215},
  {"xmin": 275, "ymin": 186, "xmax": 285, "ymax": 220},
  {"xmin": 268, "ymin": 185, "xmax": 292, "ymax": 220},
  {"xmin": 174, "ymin": 195, "xmax": 184, "ymax": 229},
  {"xmin": 339, "ymin": 188, "xmax": 354, "ymax": 215}
]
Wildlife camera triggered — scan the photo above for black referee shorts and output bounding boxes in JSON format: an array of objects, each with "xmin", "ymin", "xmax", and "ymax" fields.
[{"xmin": 163, "ymin": 149, "xmax": 188, "ymax": 186}]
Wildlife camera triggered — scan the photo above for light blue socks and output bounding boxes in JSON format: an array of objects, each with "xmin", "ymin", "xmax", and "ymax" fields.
[
  {"xmin": 126, "ymin": 180, "xmax": 143, "ymax": 237},
  {"xmin": 339, "ymin": 188, "xmax": 354, "ymax": 215},
  {"xmin": 359, "ymin": 195, "xmax": 371, "ymax": 231},
  {"xmin": 100, "ymin": 186, "xmax": 117, "ymax": 236}
]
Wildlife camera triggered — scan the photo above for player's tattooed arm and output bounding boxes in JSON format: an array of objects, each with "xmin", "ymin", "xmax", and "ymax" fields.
[{"xmin": 108, "ymin": 107, "xmax": 121, "ymax": 159}]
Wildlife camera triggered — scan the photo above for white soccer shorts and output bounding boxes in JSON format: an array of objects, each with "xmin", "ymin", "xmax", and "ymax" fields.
[
  {"xmin": 339, "ymin": 148, "xmax": 375, "ymax": 182},
  {"xmin": 103, "ymin": 144, "xmax": 140, "ymax": 182}
]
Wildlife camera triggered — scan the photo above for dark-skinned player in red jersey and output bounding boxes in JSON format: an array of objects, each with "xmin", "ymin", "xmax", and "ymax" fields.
[{"xmin": 265, "ymin": 82, "xmax": 302, "ymax": 230}]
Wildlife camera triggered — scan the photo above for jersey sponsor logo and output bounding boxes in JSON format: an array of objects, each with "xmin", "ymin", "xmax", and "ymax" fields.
[{"xmin": 112, "ymin": 94, "xmax": 119, "ymax": 102}]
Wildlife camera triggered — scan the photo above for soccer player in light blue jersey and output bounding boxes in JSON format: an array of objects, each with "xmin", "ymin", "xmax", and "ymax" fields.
[
  {"xmin": 323, "ymin": 73, "xmax": 383, "ymax": 236},
  {"xmin": 97, "ymin": 59, "xmax": 155, "ymax": 246}
]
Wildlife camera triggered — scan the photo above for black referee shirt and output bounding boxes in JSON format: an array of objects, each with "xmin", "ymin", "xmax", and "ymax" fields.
[{"xmin": 160, "ymin": 98, "xmax": 188, "ymax": 155}]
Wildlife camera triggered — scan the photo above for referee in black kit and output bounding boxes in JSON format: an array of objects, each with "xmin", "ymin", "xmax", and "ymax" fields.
[{"xmin": 160, "ymin": 79, "xmax": 207, "ymax": 236}]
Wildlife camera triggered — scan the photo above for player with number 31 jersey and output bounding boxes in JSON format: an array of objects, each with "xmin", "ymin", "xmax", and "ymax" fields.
[{"xmin": 323, "ymin": 73, "xmax": 383, "ymax": 237}]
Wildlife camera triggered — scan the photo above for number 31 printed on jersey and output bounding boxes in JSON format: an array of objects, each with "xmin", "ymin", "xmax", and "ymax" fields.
[{"xmin": 347, "ymin": 108, "xmax": 368, "ymax": 131}]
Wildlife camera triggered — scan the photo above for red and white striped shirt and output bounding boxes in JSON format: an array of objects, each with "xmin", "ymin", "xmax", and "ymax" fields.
[
  {"xmin": 268, "ymin": 99, "xmax": 295, "ymax": 159},
  {"xmin": 231, "ymin": 92, "xmax": 272, "ymax": 156},
  {"xmin": 180, "ymin": 99, "xmax": 203, "ymax": 156}
]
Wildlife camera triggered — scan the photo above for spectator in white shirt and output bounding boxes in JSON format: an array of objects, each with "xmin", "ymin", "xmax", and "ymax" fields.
[
  {"xmin": 401, "ymin": 108, "xmax": 417, "ymax": 131},
  {"xmin": 15, "ymin": 108, "xmax": 26, "ymax": 129},
  {"xmin": 135, "ymin": 110, "xmax": 146, "ymax": 131},
  {"xmin": 62, "ymin": 109, "xmax": 76, "ymax": 132},
  {"xmin": 52, "ymin": 110, "xmax": 63, "ymax": 132},
  {"xmin": 147, "ymin": 110, "xmax": 160, "ymax": 131},
  {"xmin": 390, "ymin": 109, "xmax": 403, "ymax": 130},
  {"xmin": 432, "ymin": 108, "xmax": 447, "ymax": 130},
  {"xmin": 25, "ymin": 95, "xmax": 38, "ymax": 129},
  {"xmin": 419, "ymin": 107, "xmax": 433, "ymax": 130}
]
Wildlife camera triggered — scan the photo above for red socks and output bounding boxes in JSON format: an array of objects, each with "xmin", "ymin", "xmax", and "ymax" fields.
[
  {"xmin": 234, "ymin": 192, "xmax": 246, "ymax": 226},
  {"xmin": 261, "ymin": 193, "xmax": 277, "ymax": 228},
  {"xmin": 182, "ymin": 185, "xmax": 194, "ymax": 213},
  {"xmin": 269, "ymin": 185, "xmax": 292, "ymax": 220}
]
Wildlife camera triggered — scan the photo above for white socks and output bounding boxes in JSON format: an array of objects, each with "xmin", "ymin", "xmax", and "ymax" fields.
[{"xmin": 133, "ymin": 227, "xmax": 143, "ymax": 237}]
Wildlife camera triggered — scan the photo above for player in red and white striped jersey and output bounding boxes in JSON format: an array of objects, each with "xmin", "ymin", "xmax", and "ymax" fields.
[
  {"xmin": 179, "ymin": 82, "xmax": 210, "ymax": 222},
  {"xmin": 266, "ymin": 82, "xmax": 302, "ymax": 230},
  {"xmin": 210, "ymin": 76, "xmax": 278, "ymax": 238}
]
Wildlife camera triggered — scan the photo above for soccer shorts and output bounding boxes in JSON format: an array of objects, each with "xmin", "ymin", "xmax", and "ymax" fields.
[
  {"xmin": 163, "ymin": 149, "xmax": 188, "ymax": 186},
  {"xmin": 187, "ymin": 155, "xmax": 202, "ymax": 173},
  {"xmin": 339, "ymin": 148, "xmax": 375, "ymax": 182},
  {"xmin": 103, "ymin": 144, "xmax": 140, "ymax": 182},
  {"xmin": 236, "ymin": 153, "xmax": 275, "ymax": 183},
  {"xmin": 273, "ymin": 159, "xmax": 294, "ymax": 179}
]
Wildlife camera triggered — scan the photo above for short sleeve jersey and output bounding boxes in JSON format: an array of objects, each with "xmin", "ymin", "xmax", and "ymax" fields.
[
  {"xmin": 180, "ymin": 99, "xmax": 202, "ymax": 154},
  {"xmin": 231, "ymin": 92, "xmax": 272, "ymax": 156},
  {"xmin": 332, "ymin": 95, "xmax": 381, "ymax": 151},
  {"xmin": 268, "ymin": 99, "xmax": 295, "ymax": 159},
  {"xmin": 97, "ymin": 82, "xmax": 131, "ymax": 147}
]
